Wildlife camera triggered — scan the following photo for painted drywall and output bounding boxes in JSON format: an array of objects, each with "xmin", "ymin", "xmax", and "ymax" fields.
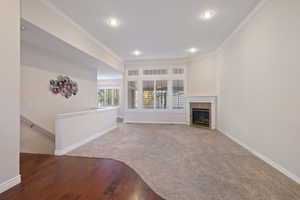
[
  {"xmin": 187, "ymin": 54, "xmax": 218, "ymax": 96},
  {"xmin": 123, "ymin": 58, "xmax": 218, "ymax": 123},
  {"xmin": 125, "ymin": 57, "xmax": 218, "ymax": 97},
  {"xmin": 55, "ymin": 108, "xmax": 118, "ymax": 155},
  {"xmin": 125, "ymin": 111, "xmax": 186, "ymax": 124},
  {"xmin": 217, "ymin": 0, "xmax": 300, "ymax": 181},
  {"xmin": 20, "ymin": 121, "xmax": 55, "ymax": 154},
  {"xmin": 21, "ymin": 42, "xmax": 97, "ymax": 134},
  {"xmin": 0, "ymin": 0, "xmax": 21, "ymax": 193},
  {"xmin": 98, "ymin": 79, "xmax": 122, "ymax": 88},
  {"xmin": 21, "ymin": 0, "xmax": 123, "ymax": 71}
]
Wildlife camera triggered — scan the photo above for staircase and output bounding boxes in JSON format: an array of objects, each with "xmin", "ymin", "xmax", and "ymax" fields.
[{"xmin": 20, "ymin": 115, "xmax": 55, "ymax": 155}]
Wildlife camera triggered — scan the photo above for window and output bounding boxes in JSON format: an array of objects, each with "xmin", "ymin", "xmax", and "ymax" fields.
[
  {"xmin": 156, "ymin": 80, "xmax": 168, "ymax": 109},
  {"xmin": 98, "ymin": 88, "xmax": 120, "ymax": 107},
  {"xmin": 113, "ymin": 88, "xmax": 120, "ymax": 105},
  {"xmin": 128, "ymin": 70, "xmax": 139, "ymax": 76},
  {"xmin": 172, "ymin": 80, "xmax": 184, "ymax": 109},
  {"xmin": 143, "ymin": 80, "xmax": 154, "ymax": 109},
  {"xmin": 173, "ymin": 68, "xmax": 184, "ymax": 75},
  {"xmin": 143, "ymin": 69, "xmax": 168, "ymax": 75},
  {"xmin": 128, "ymin": 81, "xmax": 138, "ymax": 109},
  {"xmin": 126, "ymin": 66, "xmax": 186, "ymax": 111}
]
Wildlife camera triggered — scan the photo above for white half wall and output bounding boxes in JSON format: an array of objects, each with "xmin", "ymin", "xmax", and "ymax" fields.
[
  {"xmin": 55, "ymin": 108, "xmax": 118, "ymax": 155},
  {"xmin": 21, "ymin": 43, "xmax": 98, "ymax": 133},
  {"xmin": 217, "ymin": 0, "xmax": 300, "ymax": 182},
  {"xmin": 0, "ymin": 0, "xmax": 21, "ymax": 193}
]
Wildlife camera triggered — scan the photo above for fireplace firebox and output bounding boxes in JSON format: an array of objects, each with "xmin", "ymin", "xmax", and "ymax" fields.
[{"xmin": 192, "ymin": 108, "xmax": 210, "ymax": 127}]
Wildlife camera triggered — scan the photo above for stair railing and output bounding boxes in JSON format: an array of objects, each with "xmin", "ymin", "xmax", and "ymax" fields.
[{"xmin": 20, "ymin": 115, "xmax": 55, "ymax": 141}]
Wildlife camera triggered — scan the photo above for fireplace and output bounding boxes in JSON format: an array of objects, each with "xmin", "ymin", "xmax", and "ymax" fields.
[
  {"xmin": 185, "ymin": 96, "xmax": 216, "ymax": 129},
  {"xmin": 192, "ymin": 108, "xmax": 210, "ymax": 127}
]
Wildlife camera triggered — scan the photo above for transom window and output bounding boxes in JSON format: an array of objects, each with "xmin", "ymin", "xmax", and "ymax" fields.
[
  {"xmin": 173, "ymin": 68, "xmax": 184, "ymax": 75},
  {"xmin": 143, "ymin": 69, "xmax": 168, "ymax": 75},
  {"xmin": 128, "ymin": 69, "xmax": 139, "ymax": 76}
]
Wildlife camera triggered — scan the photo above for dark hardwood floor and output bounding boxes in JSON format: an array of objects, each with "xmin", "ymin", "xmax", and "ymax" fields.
[{"xmin": 0, "ymin": 153, "xmax": 164, "ymax": 200}]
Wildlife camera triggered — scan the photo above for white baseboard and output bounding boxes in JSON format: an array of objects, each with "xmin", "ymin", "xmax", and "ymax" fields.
[
  {"xmin": 0, "ymin": 175, "xmax": 21, "ymax": 194},
  {"xmin": 55, "ymin": 126, "xmax": 117, "ymax": 156},
  {"xmin": 218, "ymin": 128, "xmax": 300, "ymax": 184},
  {"xmin": 124, "ymin": 120, "xmax": 188, "ymax": 125}
]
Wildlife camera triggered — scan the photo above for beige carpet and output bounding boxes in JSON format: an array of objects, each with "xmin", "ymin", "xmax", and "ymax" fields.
[{"xmin": 68, "ymin": 124, "xmax": 300, "ymax": 200}]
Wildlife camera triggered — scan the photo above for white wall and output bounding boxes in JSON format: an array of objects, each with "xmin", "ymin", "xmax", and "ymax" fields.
[
  {"xmin": 125, "ymin": 111, "xmax": 186, "ymax": 124},
  {"xmin": 21, "ymin": 43, "xmax": 97, "ymax": 133},
  {"xmin": 125, "ymin": 56, "xmax": 219, "ymax": 98},
  {"xmin": 187, "ymin": 54, "xmax": 218, "ymax": 96},
  {"xmin": 218, "ymin": 0, "xmax": 300, "ymax": 182},
  {"xmin": 55, "ymin": 108, "xmax": 118, "ymax": 155},
  {"xmin": 0, "ymin": 0, "xmax": 21, "ymax": 193},
  {"xmin": 123, "ymin": 58, "xmax": 218, "ymax": 123},
  {"xmin": 20, "ymin": 121, "xmax": 55, "ymax": 154},
  {"xmin": 122, "ymin": 58, "xmax": 218, "ymax": 123},
  {"xmin": 98, "ymin": 79, "xmax": 122, "ymax": 88}
]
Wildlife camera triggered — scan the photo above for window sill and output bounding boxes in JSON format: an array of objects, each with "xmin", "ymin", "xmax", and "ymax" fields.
[
  {"xmin": 126, "ymin": 109, "xmax": 186, "ymax": 113},
  {"xmin": 97, "ymin": 106, "xmax": 120, "ymax": 109}
]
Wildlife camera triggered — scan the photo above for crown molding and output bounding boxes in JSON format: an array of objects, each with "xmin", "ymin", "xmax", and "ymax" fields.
[
  {"xmin": 125, "ymin": 57, "xmax": 190, "ymax": 66},
  {"xmin": 39, "ymin": 0, "xmax": 268, "ymax": 65},
  {"xmin": 217, "ymin": 0, "xmax": 269, "ymax": 51},
  {"xmin": 40, "ymin": 0, "xmax": 123, "ymax": 63},
  {"xmin": 188, "ymin": 51, "xmax": 218, "ymax": 63}
]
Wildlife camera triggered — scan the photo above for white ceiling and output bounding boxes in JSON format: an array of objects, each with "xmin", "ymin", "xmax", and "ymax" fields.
[
  {"xmin": 48, "ymin": 0, "xmax": 260, "ymax": 61},
  {"xmin": 21, "ymin": 20, "xmax": 122, "ymax": 80}
]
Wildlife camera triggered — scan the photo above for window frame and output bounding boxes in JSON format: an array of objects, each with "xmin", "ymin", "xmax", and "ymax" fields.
[
  {"xmin": 155, "ymin": 80, "xmax": 168, "ymax": 110},
  {"xmin": 125, "ymin": 66, "xmax": 187, "ymax": 112},
  {"xmin": 127, "ymin": 80, "xmax": 139, "ymax": 109},
  {"xmin": 97, "ymin": 87, "xmax": 121, "ymax": 108},
  {"xmin": 172, "ymin": 80, "xmax": 185, "ymax": 110}
]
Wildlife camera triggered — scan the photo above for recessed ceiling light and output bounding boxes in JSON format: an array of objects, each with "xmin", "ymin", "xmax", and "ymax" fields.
[
  {"xmin": 187, "ymin": 47, "xmax": 199, "ymax": 54},
  {"xmin": 132, "ymin": 50, "xmax": 142, "ymax": 56},
  {"xmin": 106, "ymin": 17, "xmax": 120, "ymax": 28},
  {"xmin": 200, "ymin": 10, "xmax": 216, "ymax": 20},
  {"xmin": 21, "ymin": 25, "xmax": 26, "ymax": 31}
]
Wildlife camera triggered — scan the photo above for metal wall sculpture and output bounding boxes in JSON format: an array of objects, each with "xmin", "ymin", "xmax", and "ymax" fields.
[{"xmin": 49, "ymin": 75, "xmax": 79, "ymax": 99}]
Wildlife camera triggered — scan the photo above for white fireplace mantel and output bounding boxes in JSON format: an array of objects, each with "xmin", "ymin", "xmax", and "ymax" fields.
[{"xmin": 185, "ymin": 96, "xmax": 217, "ymax": 129}]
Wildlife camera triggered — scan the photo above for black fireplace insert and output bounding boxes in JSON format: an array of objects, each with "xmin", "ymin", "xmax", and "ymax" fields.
[{"xmin": 192, "ymin": 108, "xmax": 210, "ymax": 127}]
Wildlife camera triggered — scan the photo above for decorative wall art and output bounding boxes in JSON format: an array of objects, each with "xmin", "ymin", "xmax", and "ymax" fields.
[{"xmin": 49, "ymin": 75, "xmax": 79, "ymax": 99}]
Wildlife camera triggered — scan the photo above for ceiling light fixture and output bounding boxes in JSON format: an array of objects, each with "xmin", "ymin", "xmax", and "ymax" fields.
[
  {"xmin": 106, "ymin": 17, "xmax": 120, "ymax": 28},
  {"xmin": 200, "ymin": 10, "xmax": 216, "ymax": 20},
  {"xmin": 132, "ymin": 50, "xmax": 142, "ymax": 56},
  {"xmin": 21, "ymin": 25, "xmax": 26, "ymax": 31},
  {"xmin": 187, "ymin": 47, "xmax": 199, "ymax": 54}
]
